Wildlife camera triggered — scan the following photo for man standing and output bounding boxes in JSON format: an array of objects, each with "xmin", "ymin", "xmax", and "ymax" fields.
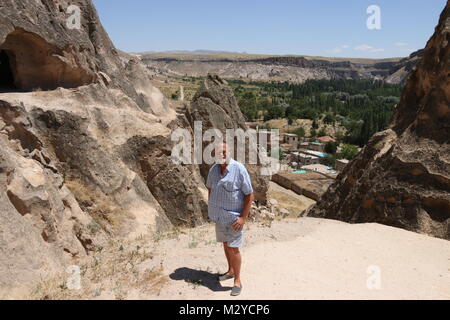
[{"xmin": 206, "ymin": 143, "xmax": 254, "ymax": 297}]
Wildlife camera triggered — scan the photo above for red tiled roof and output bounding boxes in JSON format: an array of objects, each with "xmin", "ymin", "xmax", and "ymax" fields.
[{"xmin": 317, "ymin": 136, "xmax": 335, "ymax": 143}]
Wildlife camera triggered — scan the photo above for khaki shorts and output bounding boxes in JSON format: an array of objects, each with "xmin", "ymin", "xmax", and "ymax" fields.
[{"xmin": 215, "ymin": 221, "xmax": 243, "ymax": 248}]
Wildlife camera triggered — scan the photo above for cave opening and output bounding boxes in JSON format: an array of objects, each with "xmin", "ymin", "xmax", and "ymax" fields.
[
  {"xmin": 0, "ymin": 29, "xmax": 94, "ymax": 92},
  {"xmin": 0, "ymin": 50, "xmax": 16, "ymax": 92}
]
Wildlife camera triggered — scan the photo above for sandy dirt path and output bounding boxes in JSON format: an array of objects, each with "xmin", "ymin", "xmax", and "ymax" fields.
[
  {"xmin": 33, "ymin": 217, "xmax": 449, "ymax": 300},
  {"xmin": 124, "ymin": 217, "xmax": 450, "ymax": 300}
]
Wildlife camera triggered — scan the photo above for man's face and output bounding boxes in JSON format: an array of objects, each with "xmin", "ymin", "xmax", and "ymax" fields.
[{"xmin": 215, "ymin": 144, "xmax": 230, "ymax": 164}]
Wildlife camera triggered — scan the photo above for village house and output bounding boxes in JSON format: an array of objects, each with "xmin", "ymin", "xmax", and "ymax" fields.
[
  {"xmin": 300, "ymin": 149, "xmax": 327, "ymax": 159},
  {"xmin": 309, "ymin": 141, "xmax": 325, "ymax": 152},
  {"xmin": 291, "ymin": 152, "xmax": 320, "ymax": 166},
  {"xmin": 282, "ymin": 133, "xmax": 299, "ymax": 148},
  {"xmin": 317, "ymin": 136, "xmax": 335, "ymax": 144},
  {"xmin": 299, "ymin": 142, "xmax": 310, "ymax": 149}
]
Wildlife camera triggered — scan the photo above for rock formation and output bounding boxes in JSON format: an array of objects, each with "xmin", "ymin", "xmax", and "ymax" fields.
[
  {"xmin": 0, "ymin": 0, "xmax": 244, "ymax": 297},
  {"xmin": 187, "ymin": 74, "xmax": 269, "ymax": 203},
  {"xmin": 307, "ymin": 2, "xmax": 450, "ymax": 240},
  {"xmin": 385, "ymin": 49, "xmax": 424, "ymax": 84}
]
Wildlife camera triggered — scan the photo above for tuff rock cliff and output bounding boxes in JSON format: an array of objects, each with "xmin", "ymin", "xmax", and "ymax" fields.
[
  {"xmin": 187, "ymin": 74, "xmax": 270, "ymax": 203},
  {"xmin": 142, "ymin": 51, "xmax": 422, "ymax": 85},
  {"xmin": 0, "ymin": 0, "xmax": 264, "ymax": 298},
  {"xmin": 308, "ymin": 1, "xmax": 450, "ymax": 240}
]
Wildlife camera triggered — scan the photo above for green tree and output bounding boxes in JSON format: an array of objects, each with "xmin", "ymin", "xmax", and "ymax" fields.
[
  {"xmin": 290, "ymin": 127, "xmax": 305, "ymax": 140},
  {"xmin": 339, "ymin": 144, "xmax": 359, "ymax": 160},
  {"xmin": 325, "ymin": 141, "xmax": 338, "ymax": 155},
  {"xmin": 318, "ymin": 127, "xmax": 327, "ymax": 137},
  {"xmin": 335, "ymin": 130, "xmax": 345, "ymax": 144},
  {"xmin": 320, "ymin": 155, "xmax": 337, "ymax": 168},
  {"xmin": 312, "ymin": 119, "xmax": 319, "ymax": 129},
  {"xmin": 323, "ymin": 113, "xmax": 335, "ymax": 125},
  {"xmin": 171, "ymin": 92, "xmax": 179, "ymax": 100}
]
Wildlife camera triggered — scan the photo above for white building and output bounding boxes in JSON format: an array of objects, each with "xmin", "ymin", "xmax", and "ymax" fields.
[
  {"xmin": 292, "ymin": 152, "xmax": 319, "ymax": 166},
  {"xmin": 282, "ymin": 133, "xmax": 299, "ymax": 148}
]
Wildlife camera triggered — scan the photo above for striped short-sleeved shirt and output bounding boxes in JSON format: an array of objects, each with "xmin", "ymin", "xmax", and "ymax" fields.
[{"xmin": 206, "ymin": 158, "xmax": 254, "ymax": 224}]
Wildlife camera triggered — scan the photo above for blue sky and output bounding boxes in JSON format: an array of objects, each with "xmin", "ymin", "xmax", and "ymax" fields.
[{"xmin": 93, "ymin": 0, "xmax": 447, "ymax": 58}]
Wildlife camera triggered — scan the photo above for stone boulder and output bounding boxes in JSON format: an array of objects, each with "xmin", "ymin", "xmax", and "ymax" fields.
[{"xmin": 187, "ymin": 74, "xmax": 270, "ymax": 202}]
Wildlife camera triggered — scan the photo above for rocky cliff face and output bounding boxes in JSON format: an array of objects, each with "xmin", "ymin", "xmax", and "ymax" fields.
[
  {"xmin": 187, "ymin": 74, "xmax": 270, "ymax": 203},
  {"xmin": 307, "ymin": 2, "xmax": 450, "ymax": 240},
  {"xmin": 384, "ymin": 49, "xmax": 424, "ymax": 84},
  {"xmin": 142, "ymin": 53, "xmax": 418, "ymax": 84},
  {"xmin": 0, "ymin": 0, "xmax": 255, "ymax": 298}
]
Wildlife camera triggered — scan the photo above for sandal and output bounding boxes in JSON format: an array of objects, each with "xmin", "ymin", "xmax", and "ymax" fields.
[
  {"xmin": 218, "ymin": 273, "xmax": 234, "ymax": 281},
  {"xmin": 230, "ymin": 285, "xmax": 242, "ymax": 296}
]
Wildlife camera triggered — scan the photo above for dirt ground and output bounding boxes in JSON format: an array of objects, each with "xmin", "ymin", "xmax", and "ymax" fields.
[{"xmin": 29, "ymin": 217, "xmax": 450, "ymax": 300}]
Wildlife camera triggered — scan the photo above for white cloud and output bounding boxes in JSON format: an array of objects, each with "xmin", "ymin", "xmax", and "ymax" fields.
[
  {"xmin": 394, "ymin": 42, "xmax": 408, "ymax": 47},
  {"xmin": 354, "ymin": 44, "xmax": 385, "ymax": 53},
  {"xmin": 326, "ymin": 44, "xmax": 350, "ymax": 54}
]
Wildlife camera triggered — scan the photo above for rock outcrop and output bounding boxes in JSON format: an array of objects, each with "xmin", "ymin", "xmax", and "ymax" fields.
[
  {"xmin": 0, "ymin": 0, "xmax": 210, "ymax": 297},
  {"xmin": 384, "ymin": 49, "xmax": 424, "ymax": 84},
  {"xmin": 187, "ymin": 74, "xmax": 270, "ymax": 202},
  {"xmin": 272, "ymin": 172, "xmax": 334, "ymax": 201},
  {"xmin": 307, "ymin": 2, "xmax": 450, "ymax": 240}
]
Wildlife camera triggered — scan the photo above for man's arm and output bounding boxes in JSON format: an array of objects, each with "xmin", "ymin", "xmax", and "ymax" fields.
[
  {"xmin": 240, "ymin": 193, "xmax": 254, "ymax": 221},
  {"xmin": 232, "ymin": 192, "xmax": 254, "ymax": 231}
]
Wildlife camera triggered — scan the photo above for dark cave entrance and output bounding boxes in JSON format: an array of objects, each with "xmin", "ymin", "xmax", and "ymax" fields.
[
  {"xmin": 0, "ymin": 29, "xmax": 94, "ymax": 92},
  {"xmin": 0, "ymin": 50, "xmax": 16, "ymax": 92}
]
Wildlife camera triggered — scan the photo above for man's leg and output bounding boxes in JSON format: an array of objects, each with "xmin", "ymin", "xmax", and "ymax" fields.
[
  {"xmin": 228, "ymin": 247, "xmax": 242, "ymax": 287},
  {"xmin": 223, "ymin": 242, "xmax": 234, "ymax": 275}
]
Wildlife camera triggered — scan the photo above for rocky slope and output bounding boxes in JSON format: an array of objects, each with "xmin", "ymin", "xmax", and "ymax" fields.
[
  {"xmin": 0, "ymin": 0, "xmax": 265, "ymax": 297},
  {"xmin": 141, "ymin": 51, "xmax": 422, "ymax": 84},
  {"xmin": 384, "ymin": 50, "xmax": 424, "ymax": 84},
  {"xmin": 307, "ymin": 1, "xmax": 450, "ymax": 240}
]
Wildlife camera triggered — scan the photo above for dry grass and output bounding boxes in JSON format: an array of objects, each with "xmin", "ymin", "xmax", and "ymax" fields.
[
  {"xmin": 65, "ymin": 177, "xmax": 131, "ymax": 235},
  {"xmin": 152, "ymin": 226, "xmax": 185, "ymax": 242},
  {"xmin": 150, "ymin": 78, "xmax": 200, "ymax": 102},
  {"xmin": 28, "ymin": 237, "xmax": 168, "ymax": 300}
]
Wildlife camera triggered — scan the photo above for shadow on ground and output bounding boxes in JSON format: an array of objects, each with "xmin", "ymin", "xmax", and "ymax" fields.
[{"xmin": 169, "ymin": 267, "xmax": 232, "ymax": 292}]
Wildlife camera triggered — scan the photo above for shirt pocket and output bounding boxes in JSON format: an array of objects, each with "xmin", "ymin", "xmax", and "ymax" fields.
[{"xmin": 221, "ymin": 180, "xmax": 240, "ymax": 193}]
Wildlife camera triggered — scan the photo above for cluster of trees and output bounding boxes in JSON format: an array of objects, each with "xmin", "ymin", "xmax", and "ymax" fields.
[
  {"xmin": 231, "ymin": 79, "xmax": 402, "ymax": 147},
  {"xmin": 320, "ymin": 143, "xmax": 360, "ymax": 167}
]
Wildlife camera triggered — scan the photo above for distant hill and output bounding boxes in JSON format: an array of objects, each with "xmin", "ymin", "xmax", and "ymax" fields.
[{"xmin": 140, "ymin": 50, "xmax": 423, "ymax": 84}]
